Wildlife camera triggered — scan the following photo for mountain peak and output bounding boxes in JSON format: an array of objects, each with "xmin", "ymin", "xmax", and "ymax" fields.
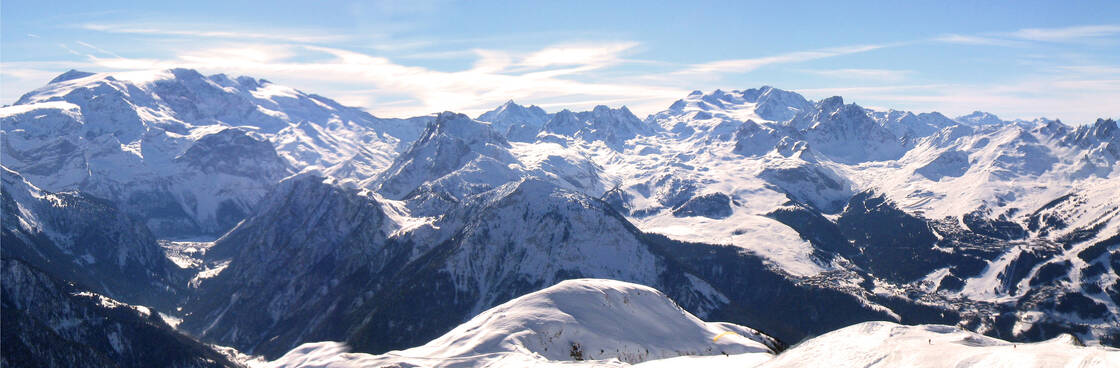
[
  {"xmin": 1062, "ymin": 117, "xmax": 1120, "ymax": 151},
  {"xmin": 955, "ymin": 110, "xmax": 1005, "ymax": 126},
  {"xmin": 537, "ymin": 105, "xmax": 649, "ymax": 148},
  {"xmin": 427, "ymin": 111, "xmax": 499, "ymax": 142},
  {"xmin": 167, "ymin": 67, "xmax": 205, "ymax": 80},
  {"xmin": 476, "ymin": 100, "xmax": 551, "ymax": 141},
  {"xmin": 1092, "ymin": 118, "xmax": 1117, "ymax": 137},
  {"xmin": 376, "ymin": 112, "xmax": 514, "ymax": 199},
  {"xmin": 48, "ymin": 69, "xmax": 96, "ymax": 84},
  {"xmin": 819, "ymin": 96, "xmax": 845, "ymax": 109}
]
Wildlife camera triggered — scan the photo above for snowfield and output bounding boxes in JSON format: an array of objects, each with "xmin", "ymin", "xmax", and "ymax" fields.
[{"xmin": 760, "ymin": 321, "xmax": 1120, "ymax": 368}]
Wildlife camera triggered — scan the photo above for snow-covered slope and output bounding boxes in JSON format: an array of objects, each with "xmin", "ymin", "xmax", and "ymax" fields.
[
  {"xmin": 759, "ymin": 321, "xmax": 1119, "ymax": 368},
  {"xmin": 267, "ymin": 279, "xmax": 778, "ymax": 368}
]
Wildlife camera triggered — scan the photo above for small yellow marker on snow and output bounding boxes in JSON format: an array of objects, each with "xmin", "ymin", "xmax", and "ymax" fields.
[{"xmin": 713, "ymin": 331, "xmax": 740, "ymax": 342}]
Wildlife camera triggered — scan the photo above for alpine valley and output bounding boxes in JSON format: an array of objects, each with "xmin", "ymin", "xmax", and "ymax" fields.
[{"xmin": 2, "ymin": 69, "xmax": 1118, "ymax": 367}]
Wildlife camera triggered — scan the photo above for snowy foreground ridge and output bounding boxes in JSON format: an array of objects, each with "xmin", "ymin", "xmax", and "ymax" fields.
[
  {"xmin": 761, "ymin": 321, "xmax": 1118, "ymax": 368},
  {"xmin": 265, "ymin": 279, "xmax": 777, "ymax": 367},
  {"xmin": 264, "ymin": 279, "xmax": 1117, "ymax": 368}
]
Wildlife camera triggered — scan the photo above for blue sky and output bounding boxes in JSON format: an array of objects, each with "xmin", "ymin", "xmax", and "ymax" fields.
[{"xmin": 2, "ymin": 1, "xmax": 1118, "ymax": 122}]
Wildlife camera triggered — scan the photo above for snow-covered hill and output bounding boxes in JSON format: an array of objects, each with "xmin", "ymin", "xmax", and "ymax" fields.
[
  {"xmin": 264, "ymin": 287, "xmax": 1119, "ymax": 368},
  {"xmin": 759, "ymin": 321, "xmax": 1119, "ymax": 367},
  {"xmin": 266, "ymin": 279, "xmax": 779, "ymax": 368}
]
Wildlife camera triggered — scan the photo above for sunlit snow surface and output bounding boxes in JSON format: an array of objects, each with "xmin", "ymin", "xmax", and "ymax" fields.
[
  {"xmin": 263, "ymin": 279, "xmax": 778, "ymax": 368},
  {"xmin": 259, "ymin": 282, "xmax": 1119, "ymax": 368},
  {"xmin": 759, "ymin": 321, "xmax": 1120, "ymax": 368}
]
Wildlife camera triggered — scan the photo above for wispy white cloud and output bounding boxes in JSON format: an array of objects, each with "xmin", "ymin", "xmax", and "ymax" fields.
[
  {"xmin": 62, "ymin": 41, "xmax": 684, "ymax": 116},
  {"xmin": 934, "ymin": 24, "xmax": 1120, "ymax": 46},
  {"xmin": 396, "ymin": 49, "xmax": 479, "ymax": 60},
  {"xmin": 795, "ymin": 76, "xmax": 1119, "ymax": 123},
  {"xmin": 368, "ymin": 39, "xmax": 437, "ymax": 52},
  {"xmin": 1058, "ymin": 65, "xmax": 1120, "ymax": 75},
  {"xmin": 75, "ymin": 41, "xmax": 124, "ymax": 58},
  {"xmin": 794, "ymin": 84, "xmax": 951, "ymax": 96},
  {"xmin": 678, "ymin": 44, "xmax": 888, "ymax": 75},
  {"xmin": 520, "ymin": 42, "xmax": 639, "ymax": 69},
  {"xmin": 1008, "ymin": 24, "xmax": 1120, "ymax": 42},
  {"xmin": 79, "ymin": 23, "xmax": 354, "ymax": 43},
  {"xmin": 799, "ymin": 68, "xmax": 913, "ymax": 82},
  {"xmin": 932, "ymin": 34, "xmax": 1025, "ymax": 47},
  {"xmin": 58, "ymin": 43, "xmax": 83, "ymax": 57}
]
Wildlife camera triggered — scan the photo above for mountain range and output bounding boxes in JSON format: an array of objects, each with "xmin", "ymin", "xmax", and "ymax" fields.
[{"xmin": 1, "ymin": 68, "xmax": 1117, "ymax": 367}]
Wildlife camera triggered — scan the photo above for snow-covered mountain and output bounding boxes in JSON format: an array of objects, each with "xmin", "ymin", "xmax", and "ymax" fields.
[
  {"xmin": 538, "ymin": 105, "xmax": 653, "ymax": 149},
  {"xmin": 373, "ymin": 112, "xmax": 520, "ymax": 201},
  {"xmin": 0, "ymin": 69, "xmax": 429, "ymax": 236},
  {"xmin": 651, "ymin": 87, "xmax": 812, "ymax": 140},
  {"xmin": 956, "ymin": 110, "xmax": 1009, "ymax": 126},
  {"xmin": 267, "ymin": 279, "xmax": 779, "ymax": 368},
  {"xmin": 2, "ymin": 68, "xmax": 1118, "ymax": 367},
  {"xmin": 181, "ymin": 172, "xmax": 911, "ymax": 358},
  {"xmin": 179, "ymin": 173, "xmax": 399, "ymax": 355},
  {"xmin": 370, "ymin": 111, "xmax": 609, "ymax": 215},
  {"xmin": 476, "ymin": 100, "xmax": 552, "ymax": 142}
]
